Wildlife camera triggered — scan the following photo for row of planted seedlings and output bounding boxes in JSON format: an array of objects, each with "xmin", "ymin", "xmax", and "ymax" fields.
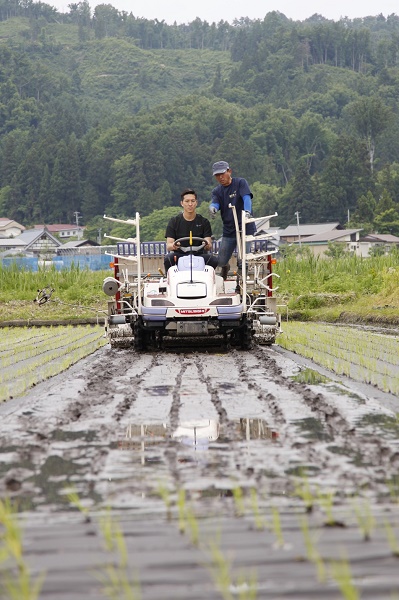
[
  {"xmin": 3, "ymin": 475, "xmax": 399, "ymax": 600},
  {"xmin": 155, "ymin": 477, "xmax": 399, "ymax": 600},
  {"xmin": 0, "ymin": 326, "xmax": 107, "ymax": 403},
  {"xmin": 277, "ymin": 322, "xmax": 399, "ymax": 396},
  {"xmin": 0, "ymin": 326, "xmax": 103, "ymax": 365}
]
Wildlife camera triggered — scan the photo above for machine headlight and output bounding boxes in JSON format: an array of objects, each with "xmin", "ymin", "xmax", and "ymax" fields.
[
  {"xmin": 151, "ymin": 299, "xmax": 175, "ymax": 306},
  {"xmin": 209, "ymin": 298, "xmax": 233, "ymax": 305}
]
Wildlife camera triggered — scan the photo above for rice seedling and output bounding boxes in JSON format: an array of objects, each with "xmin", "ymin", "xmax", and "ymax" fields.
[
  {"xmin": 173, "ymin": 488, "xmax": 199, "ymax": 545},
  {"xmin": 66, "ymin": 490, "xmax": 141, "ymax": 599},
  {"xmin": 232, "ymin": 486, "xmax": 245, "ymax": 517},
  {"xmin": 384, "ymin": 519, "xmax": 399, "ymax": 557},
  {"xmin": 294, "ymin": 473, "xmax": 316, "ymax": 513},
  {"xmin": 206, "ymin": 537, "xmax": 233, "ymax": 600},
  {"xmin": 0, "ymin": 498, "xmax": 45, "ymax": 600},
  {"xmin": 156, "ymin": 482, "xmax": 172, "ymax": 521},
  {"xmin": 317, "ymin": 489, "xmax": 340, "ymax": 527},
  {"xmin": 299, "ymin": 515, "xmax": 326, "ymax": 582},
  {"xmin": 205, "ymin": 535, "xmax": 258, "ymax": 600},
  {"xmin": 351, "ymin": 498, "xmax": 375, "ymax": 541},
  {"xmin": 65, "ymin": 486, "xmax": 91, "ymax": 522},
  {"xmin": 329, "ymin": 554, "xmax": 359, "ymax": 600},
  {"xmin": 249, "ymin": 488, "xmax": 268, "ymax": 530},
  {"xmin": 177, "ymin": 488, "xmax": 187, "ymax": 534},
  {"xmin": 185, "ymin": 502, "xmax": 200, "ymax": 547},
  {"xmin": 271, "ymin": 505, "xmax": 285, "ymax": 548},
  {"xmin": 97, "ymin": 508, "xmax": 141, "ymax": 600}
]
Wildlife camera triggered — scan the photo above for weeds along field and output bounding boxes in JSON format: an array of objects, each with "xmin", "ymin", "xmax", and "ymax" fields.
[
  {"xmin": 277, "ymin": 322, "xmax": 399, "ymax": 396},
  {"xmin": 276, "ymin": 248, "xmax": 399, "ymax": 322},
  {"xmin": 0, "ymin": 264, "xmax": 109, "ymax": 322},
  {"xmin": 0, "ymin": 326, "xmax": 107, "ymax": 402},
  {"xmin": 1, "ymin": 251, "xmax": 399, "ymax": 323}
]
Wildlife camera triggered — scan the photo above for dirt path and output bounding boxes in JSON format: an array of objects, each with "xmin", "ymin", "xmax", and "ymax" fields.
[{"xmin": 1, "ymin": 344, "xmax": 399, "ymax": 598}]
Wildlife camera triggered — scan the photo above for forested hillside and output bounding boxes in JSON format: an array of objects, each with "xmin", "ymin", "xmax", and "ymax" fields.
[{"xmin": 1, "ymin": 1, "xmax": 399, "ymax": 240}]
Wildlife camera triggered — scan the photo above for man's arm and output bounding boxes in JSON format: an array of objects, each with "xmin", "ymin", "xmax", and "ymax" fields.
[
  {"xmin": 204, "ymin": 236, "xmax": 212, "ymax": 251},
  {"xmin": 243, "ymin": 194, "xmax": 252, "ymax": 213},
  {"xmin": 165, "ymin": 216, "xmax": 180, "ymax": 251},
  {"xmin": 166, "ymin": 237, "xmax": 180, "ymax": 252},
  {"xmin": 209, "ymin": 190, "xmax": 220, "ymax": 217}
]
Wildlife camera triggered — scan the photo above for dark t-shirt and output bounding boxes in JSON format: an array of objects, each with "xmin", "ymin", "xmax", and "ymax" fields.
[
  {"xmin": 165, "ymin": 213, "xmax": 212, "ymax": 248},
  {"xmin": 211, "ymin": 177, "xmax": 255, "ymax": 237}
]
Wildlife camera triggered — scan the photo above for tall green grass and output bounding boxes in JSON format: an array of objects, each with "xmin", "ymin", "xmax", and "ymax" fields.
[
  {"xmin": 0, "ymin": 264, "xmax": 109, "ymax": 304},
  {"xmin": 276, "ymin": 247, "xmax": 399, "ymax": 302}
]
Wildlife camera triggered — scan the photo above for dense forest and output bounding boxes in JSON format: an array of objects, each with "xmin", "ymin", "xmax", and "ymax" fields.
[{"xmin": 1, "ymin": 0, "xmax": 399, "ymax": 240}]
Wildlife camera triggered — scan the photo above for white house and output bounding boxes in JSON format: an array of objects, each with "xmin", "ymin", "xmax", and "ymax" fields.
[
  {"xmin": 0, "ymin": 218, "xmax": 25, "ymax": 238},
  {"xmin": 16, "ymin": 228, "xmax": 61, "ymax": 255},
  {"xmin": 292, "ymin": 229, "xmax": 363, "ymax": 257},
  {"xmin": 358, "ymin": 233, "xmax": 399, "ymax": 257},
  {"xmin": 34, "ymin": 224, "xmax": 85, "ymax": 238}
]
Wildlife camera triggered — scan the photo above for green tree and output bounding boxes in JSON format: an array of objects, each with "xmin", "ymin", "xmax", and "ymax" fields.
[
  {"xmin": 354, "ymin": 191, "xmax": 376, "ymax": 222},
  {"xmin": 347, "ymin": 96, "xmax": 393, "ymax": 172},
  {"xmin": 374, "ymin": 208, "xmax": 399, "ymax": 235},
  {"xmin": 319, "ymin": 135, "xmax": 372, "ymax": 222},
  {"xmin": 279, "ymin": 160, "xmax": 318, "ymax": 224},
  {"xmin": 324, "ymin": 241, "xmax": 347, "ymax": 259},
  {"xmin": 376, "ymin": 188, "xmax": 394, "ymax": 213}
]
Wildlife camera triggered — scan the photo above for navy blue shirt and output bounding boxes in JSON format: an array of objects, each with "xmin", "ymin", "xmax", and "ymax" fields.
[{"xmin": 211, "ymin": 177, "xmax": 255, "ymax": 237}]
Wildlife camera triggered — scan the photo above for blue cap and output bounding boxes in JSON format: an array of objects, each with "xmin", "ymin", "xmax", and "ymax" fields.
[{"xmin": 212, "ymin": 161, "xmax": 230, "ymax": 176}]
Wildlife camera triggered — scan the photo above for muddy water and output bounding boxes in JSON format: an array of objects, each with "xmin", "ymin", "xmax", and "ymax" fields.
[{"xmin": 1, "ymin": 344, "xmax": 399, "ymax": 599}]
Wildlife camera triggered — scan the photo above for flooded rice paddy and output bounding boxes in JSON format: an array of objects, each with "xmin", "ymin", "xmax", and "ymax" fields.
[{"xmin": 0, "ymin": 326, "xmax": 399, "ymax": 599}]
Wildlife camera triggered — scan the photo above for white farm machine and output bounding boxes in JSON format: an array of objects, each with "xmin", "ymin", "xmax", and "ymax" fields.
[{"xmin": 102, "ymin": 209, "xmax": 281, "ymax": 350}]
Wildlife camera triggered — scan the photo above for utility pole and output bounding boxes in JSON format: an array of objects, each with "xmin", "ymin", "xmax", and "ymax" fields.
[
  {"xmin": 97, "ymin": 228, "xmax": 102, "ymax": 245},
  {"xmin": 295, "ymin": 211, "xmax": 301, "ymax": 248},
  {"xmin": 73, "ymin": 211, "xmax": 82, "ymax": 240}
]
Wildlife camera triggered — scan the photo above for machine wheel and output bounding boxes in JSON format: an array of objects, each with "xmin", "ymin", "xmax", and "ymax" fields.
[
  {"xmin": 133, "ymin": 318, "xmax": 148, "ymax": 351},
  {"xmin": 240, "ymin": 317, "xmax": 253, "ymax": 350}
]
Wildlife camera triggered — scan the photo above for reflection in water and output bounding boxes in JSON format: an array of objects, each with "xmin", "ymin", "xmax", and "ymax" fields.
[
  {"xmin": 172, "ymin": 420, "xmax": 220, "ymax": 450},
  {"xmin": 118, "ymin": 418, "xmax": 278, "ymax": 463},
  {"xmin": 294, "ymin": 417, "xmax": 331, "ymax": 441},
  {"xmin": 237, "ymin": 418, "xmax": 279, "ymax": 441}
]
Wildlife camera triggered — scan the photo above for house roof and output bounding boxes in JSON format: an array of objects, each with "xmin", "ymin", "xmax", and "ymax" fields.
[
  {"xmin": 34, "ymin": 224, "xmax": 85, "ymax": 232},
  {"xmin": 281, "ymin": 222, "xmax": 342, "ymax": 237},
  {"xmin": 17, "ymin": 228, "xmax": 61, "ymax": 247},
  {"xmin": 360, "ymin": 233, "xmax": 399, "ymax": 243},
  {"xmin": 60, "ymin": 239, "xmax": 99, "ymax": 248},
  {"xmin": 0, "ymin": 238, "xmax": 26, "ymax": 247},
  {"xmin": 0, "ymin": 218, "xmax": 25, "ymax": 232},
  {"xmin": 294, "ymin": 229, "xmax": 362, "ymax": 243}
]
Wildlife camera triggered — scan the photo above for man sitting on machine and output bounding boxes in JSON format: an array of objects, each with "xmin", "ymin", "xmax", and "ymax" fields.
[{"xmin": 164, "ymin": 188, "xmax": 219, "ymax": 273}]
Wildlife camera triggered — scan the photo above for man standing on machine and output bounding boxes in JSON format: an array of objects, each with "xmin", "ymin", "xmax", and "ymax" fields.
[{"xmin": 209, "ymin": 160, "xmax": 255, "ymax": 279}]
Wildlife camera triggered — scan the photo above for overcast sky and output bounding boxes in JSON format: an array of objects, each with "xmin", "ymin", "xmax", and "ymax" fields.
[{"xmin": 51, "ymin": 0, "xmax": 398, "ymax": 23}]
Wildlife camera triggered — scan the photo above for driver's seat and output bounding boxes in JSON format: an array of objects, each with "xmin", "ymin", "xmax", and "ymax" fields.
[{"xmin": 177, "ymin": 256, "xmax": 205, "ymax": 271}]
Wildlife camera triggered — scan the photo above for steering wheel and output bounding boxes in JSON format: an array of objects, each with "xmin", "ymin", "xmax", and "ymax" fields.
[{"xmin": 173, "ymin": 237, "xmax": 208, "ymax": 252}]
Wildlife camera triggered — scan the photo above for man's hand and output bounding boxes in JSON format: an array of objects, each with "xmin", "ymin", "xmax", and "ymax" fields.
[
  {"xmin": 172, "ymin": 241, "xmax": 180, "ymax": 250},
  {"xmin": 245, "ymin": 211, "xmax": 252, "ymax": 220},
  {"xmin": 209, "ymin": 206, "xmax": 218, "ymax": 219}
]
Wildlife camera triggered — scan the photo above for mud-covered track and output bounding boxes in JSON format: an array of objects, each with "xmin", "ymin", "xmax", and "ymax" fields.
[
  {"xmin": 1, "ymin": 344, "xmax": 398, "ymax": 507},
  {"xmin": 1, "ymin": 343, "xmax": 399, "ymax": 599}
]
